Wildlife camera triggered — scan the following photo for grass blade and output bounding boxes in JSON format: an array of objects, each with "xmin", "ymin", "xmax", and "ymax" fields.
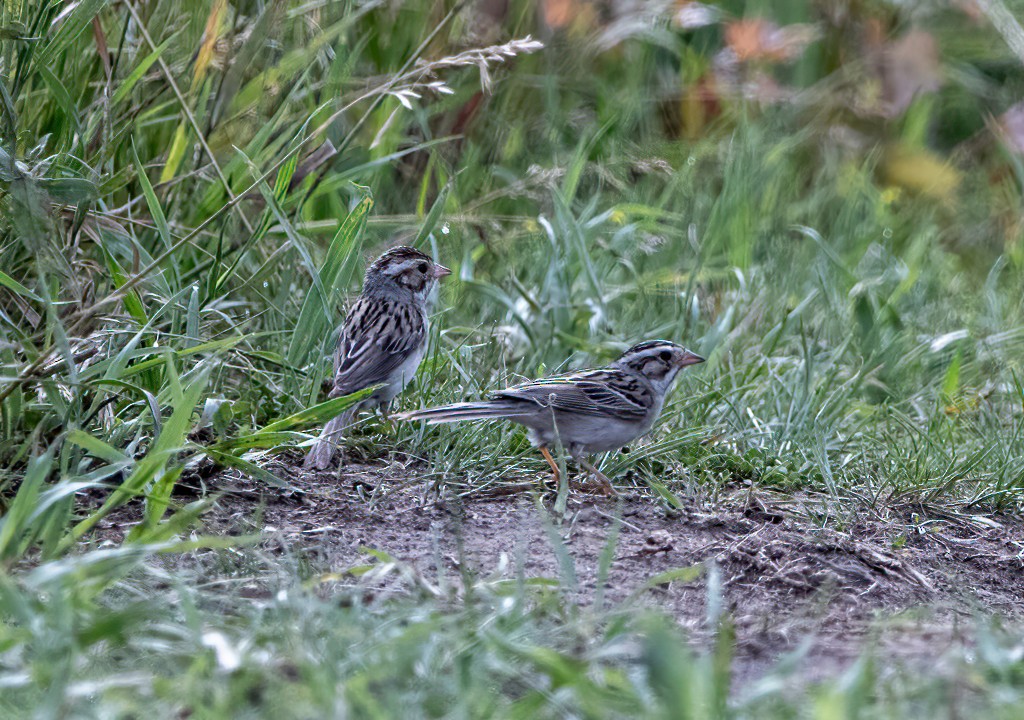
[{"xmin": 286, "ymin": 195, "xmax": 373, "ymax": 366}]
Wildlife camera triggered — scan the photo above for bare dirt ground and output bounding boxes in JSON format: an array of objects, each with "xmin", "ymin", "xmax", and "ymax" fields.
[{"xmin": 97, "ymin": 452, "xmax": 1024, "ymax": 685}]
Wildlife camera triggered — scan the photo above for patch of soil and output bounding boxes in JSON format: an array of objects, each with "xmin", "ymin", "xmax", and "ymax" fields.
[{"xmin": 96, "ymin": 454, "xmax": 1024, "ymax": 684}]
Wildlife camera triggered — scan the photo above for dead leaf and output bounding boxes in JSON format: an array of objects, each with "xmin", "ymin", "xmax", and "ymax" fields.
[
  {"xmin": 193, "ymin": 0, "xmax": 228, "ymax": 89},
  {"xmin": 91, "ymin": 16, "xmax": 111, "ymax": 79}
]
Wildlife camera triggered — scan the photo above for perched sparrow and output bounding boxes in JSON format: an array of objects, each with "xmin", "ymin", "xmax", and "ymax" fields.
[
  {"xmin": 305, "ymin": 246, "xmax": 451, "ymax": 470},
  {"xmin": 398, "ymin": 340, "xmax": 704, "ymax": 493}
]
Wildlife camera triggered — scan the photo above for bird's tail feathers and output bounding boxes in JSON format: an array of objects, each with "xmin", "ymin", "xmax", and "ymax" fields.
[
  {"xmin": 397, "ymin": 400, "xmax": 530, "ymax": 425},
  {"xmin": 304, "ymin": 406, "xmax": 358, "ymax": 471}
]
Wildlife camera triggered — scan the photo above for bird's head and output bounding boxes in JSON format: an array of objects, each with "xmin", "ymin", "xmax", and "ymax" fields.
[
  {"xmin": 614, "ymin": 340, "xmax": 704, "ymax": 391},
  {"xmin": 364, "ymin": 246, "xmax": 451, "ymax": 302}
]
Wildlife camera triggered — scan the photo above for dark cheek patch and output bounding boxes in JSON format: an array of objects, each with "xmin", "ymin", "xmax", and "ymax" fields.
[
  {"xmin": 400, "ymin": 271, "xmax": 426, "ymax": 292},
  {"xmin": 643, "ymin": 359, "xmax": 669, "ymax": 380}
]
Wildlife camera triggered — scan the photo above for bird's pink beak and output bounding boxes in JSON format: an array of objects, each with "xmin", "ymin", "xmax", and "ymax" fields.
[
  {"xmin": 678, "ymin": 350, "xmax": 705, "ymax": 367},
  {"xmin": 432, "ymin": 263, "xmax": 452, "ymax": 279}
]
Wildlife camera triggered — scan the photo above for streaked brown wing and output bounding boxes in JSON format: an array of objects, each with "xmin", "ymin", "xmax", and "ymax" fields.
[
  {"xmin": 493, "ymin": 370, "xmax": 651, "ymax": 420},
  {"xmin": 330, "ymin": 296, "xmax": 425, "ymax": 396}
]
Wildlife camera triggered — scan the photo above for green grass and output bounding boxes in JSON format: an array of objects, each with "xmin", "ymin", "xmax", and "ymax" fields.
[
  {"xmin": 4, "ymin": 542, "xmax": 1024, "ymax": 719},
  {"xmin": 2, "ymin": 0, "xmax": 1024, "ymax": 715}
]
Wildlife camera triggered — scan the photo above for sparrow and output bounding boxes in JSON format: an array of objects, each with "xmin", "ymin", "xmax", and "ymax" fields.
[
  {"xmin": 305, "ymin": 245, "xmax": 451, "ymax": 470},
  {"xmin": 397, "ymin": 340, "xmax": 705, "ymax": 493}
]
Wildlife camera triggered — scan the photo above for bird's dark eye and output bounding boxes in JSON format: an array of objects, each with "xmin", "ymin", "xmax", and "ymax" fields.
[
  {"xmin": 417, "ymin": 262, "xmax": 429, "ymax": 273},
  {"xmin": 659, "ymin": 350, "xmax": 672, "ymax": 362}
]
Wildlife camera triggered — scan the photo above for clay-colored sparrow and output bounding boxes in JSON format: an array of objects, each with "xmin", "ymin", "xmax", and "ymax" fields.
[
  {"xmin": 306, "ymin": 246, "xmax": 451, "ymax": 470},
  {"xmin": 398, "ymin": 340, "xmax": 704, "ymax": 493}
]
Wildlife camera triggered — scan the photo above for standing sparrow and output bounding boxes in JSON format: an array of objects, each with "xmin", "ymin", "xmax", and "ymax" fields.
[
  {"xmin": 397, "ymin": 340, "xmax": 704, "ymax": 493},
  {"xmin": 305, "ymin": 246, "xmax": 451, "ymax": 470}
]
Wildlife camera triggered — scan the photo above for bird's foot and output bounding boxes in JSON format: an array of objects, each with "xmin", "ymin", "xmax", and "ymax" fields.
[{"xmin": 576, "ymin": 457, "xmax": 618, "ymax": 497}]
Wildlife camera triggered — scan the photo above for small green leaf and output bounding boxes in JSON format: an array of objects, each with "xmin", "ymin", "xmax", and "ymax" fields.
[
  {"xmin": 262, "ymin": 385, "xmax": 377, "ymax": 433},
  {"xmin": 160, "ymin": 123, "xmax": 190, "ymax": 184},
  {"xmin": 0, "ymin": 448, "xmax": 55, "ymax": 562},
  {"xmin": 36, "ymin": 64, "xmax": 82, "ymax": 139},
  {"xmin": 101, "ymin": 249, "xmax": 148, "ymax": 325},
  {"xmin": 0, "ymin": 23, "xmax": 33, "ymax": 41},
  {"xmin": 65, "ymin": 430, "xmax": 130, "ymax": 465},
  {"xmin": 212, "ymin": 400, "xmax": 234, "ymax": 435},
  {"xmin": 643, "ymin": 476, "xmax": 684, "ymax": 509},
  {"xmin": 0, "ymin": 270, "xmax": 42, "ymax": 301},
  {"xmin": 287, "ymin": 195, "xmax": 373, "ymax": 365},
  {"xmin": 203, "ymin": 448, "xmax": 295, "ymax": 489},
  {"xmin": 140, "ymin": 466, "xmax": 183, "ymax": 530},
  {"xmin": 634, "ymin": 564, "xmax": 704, "ymax": 597},
  {"xmin": 942, "ymin": 349, "xmax": 962, "ymax": 398},
  {"xmin": 38, "ymin": 0, "xmax": 108, "ymax": 65},
  {"xmin": 112, "ymin": 37, "xmax": 173, "ymax": 105},
  {"xmin": 131, "ymin": 139, "xmax": 173, "ymax": 251},
  {"xmin": 410, "ymin": 177, "xmax": 451, "ymax": 247},
  {"xmin": 186, "ymin": 284, "xmax": 200, "ymax": 347},
  {"xmin": 38, "ymin": 177, "xmax": 98, "ymax": 203}
]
